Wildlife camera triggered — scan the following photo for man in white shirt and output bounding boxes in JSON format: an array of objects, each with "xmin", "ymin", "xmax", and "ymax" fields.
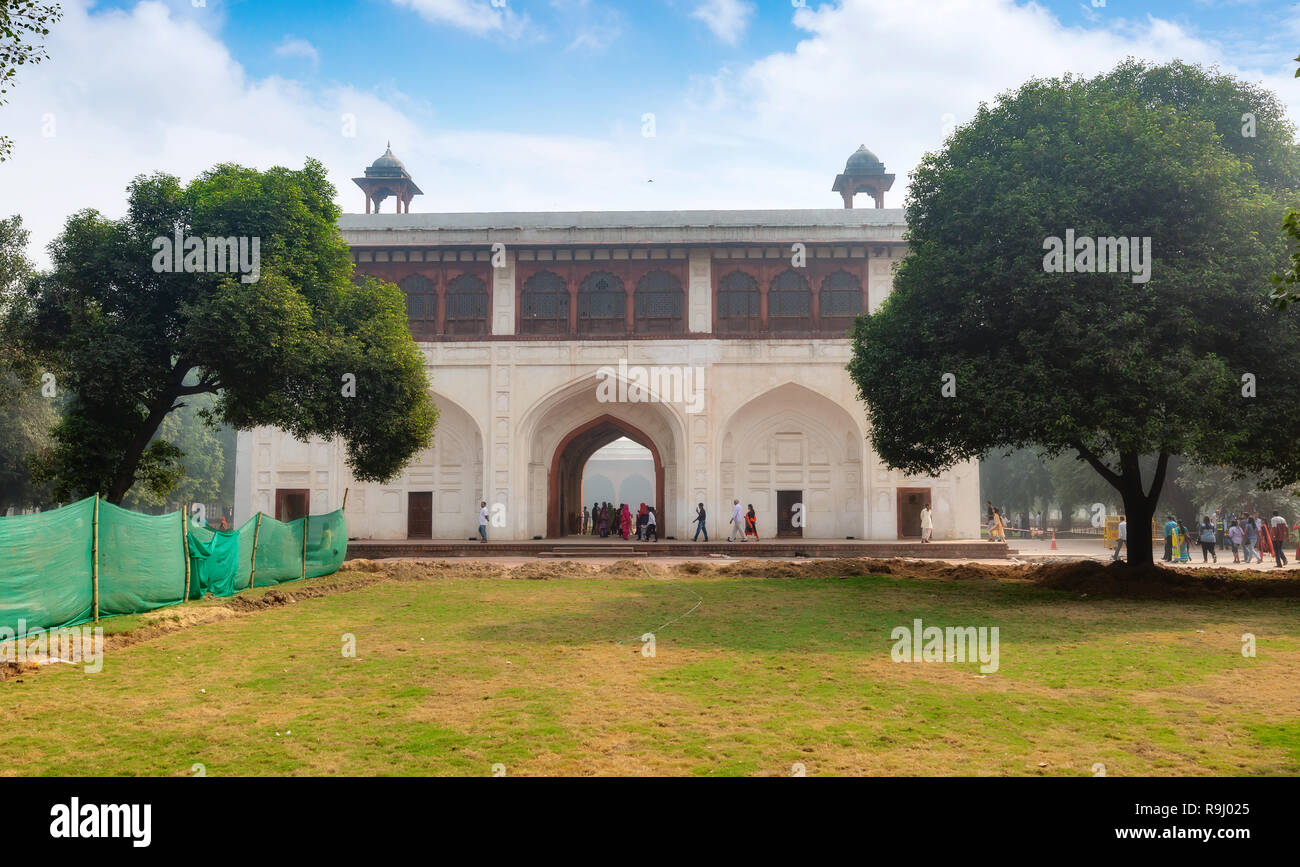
[
  {"xmin": 919, "ymin": 503, "xmax": 933, "ymax": 542},
  {"xmin": 1113, "ymin": 517, "xmax": 1126, "ymax": 561},
  {"xmin": 729, "ymin": 499, "xmax": 745, "ymax": 542},
  {"xmin": 478, "ymin": 501, "xmax": 489, "ymax": 543}
]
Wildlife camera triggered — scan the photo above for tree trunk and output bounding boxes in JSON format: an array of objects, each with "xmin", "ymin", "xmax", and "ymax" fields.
[
  {"xmin": 1119, "ymin": 484, "xmax": 1157, "ymax": 568},
  {"xmin": 105, "ymin": 367, "xmax": 190, "ymax": 504},
  {"xmin": 1071, "ymin": 447, "xmax": 1170, "ymax": 569}
]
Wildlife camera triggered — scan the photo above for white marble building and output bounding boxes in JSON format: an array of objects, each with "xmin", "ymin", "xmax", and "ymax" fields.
[{"xmin": 234, "ymin": 148, "xmax": 981, "ymax": 541}]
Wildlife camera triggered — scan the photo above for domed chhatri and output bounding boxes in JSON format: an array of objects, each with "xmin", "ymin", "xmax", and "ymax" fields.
[
  {"xmin": 843, "ymin": 144, "xmax": 885, "ymax": 176},
  {"xmin": 832, "ymin": 144, "xmax": 895, "ymax": 209},
  {"xmin": 353, "ymin": 142, "xmax": 423, "ymax": 213},
  {"xmin": 367, "ymin": 143, "xmax": 408, "ymax": 176}
]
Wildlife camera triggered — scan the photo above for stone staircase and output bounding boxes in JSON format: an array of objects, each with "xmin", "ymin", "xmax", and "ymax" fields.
[{"xmin": 538, "ymin": 544, "xmax": 647, "ymax": 559}]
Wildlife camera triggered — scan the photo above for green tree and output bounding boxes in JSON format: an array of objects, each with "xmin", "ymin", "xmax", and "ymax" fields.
[
  {"xmin": 120, "ymin": 392, "xmax": 226, "ymax": 513},
  {"xmin": 0, "ymin": 1, "xmax": 62, "ymax": 161},
  {"xmin": 9, "ymin": 160, "xmax": 437, "ymax": 505},
  {"xmin": 848, "ymin": 60, "xmax": 1300, "ymax": 567},
  {"xmin": 0, "ymin": 214, "xmax": 57, "ymax": 513}
]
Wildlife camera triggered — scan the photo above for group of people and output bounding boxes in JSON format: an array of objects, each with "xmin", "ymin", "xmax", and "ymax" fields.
[
  {"xmin": 581, "ymin": 502, "xmax": 658, "ymax": 541},
  {"xmin": 1109, "ymin": 510, "xmax": 1292, "ymax": 568},
  {"xmin": 723, "ymin": 500, "xmax": 760, "ymax": 542}
]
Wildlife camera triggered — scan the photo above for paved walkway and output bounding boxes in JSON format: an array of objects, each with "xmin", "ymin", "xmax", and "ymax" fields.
[{"xmin": 1010, "ymin": 538, "xmax": 1300, "ymax": 571}]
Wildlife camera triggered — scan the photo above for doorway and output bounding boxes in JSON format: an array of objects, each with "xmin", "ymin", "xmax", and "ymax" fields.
[
  {"xmin": 407, "ymin": 492, "xmax": 433, "ymax": 539},
  {"xmin": 776, "ymin": 490, "xmax": 803, "ymax": 538},
  {"xmin": 548, "ymin": 414, "xmax": 664, "ymax": 538},
  {"xmin": 896, "ymin": 488, "xmax": 930, "ymax": 539},
  {"xmin": 274, "ymin": 489, "xmax": 309, "ymax": 522}
]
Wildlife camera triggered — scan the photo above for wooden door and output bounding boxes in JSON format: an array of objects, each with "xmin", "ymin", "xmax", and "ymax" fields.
[
  {"xmin": 776, "ymin": 490, "xmax": 803, "ymax": 538},
  {"xmin": 896, "ymin": 488, "xmax": 930, "ymax": 539},
  {"xmin": 407, "ymin": 492, "xmax": 433, "ymax": 539}
]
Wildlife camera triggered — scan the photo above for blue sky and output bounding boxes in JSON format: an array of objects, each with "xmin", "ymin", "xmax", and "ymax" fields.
[{"xmin": 5, "ymin": 0, "xmax": 1300, "ymax": 260}]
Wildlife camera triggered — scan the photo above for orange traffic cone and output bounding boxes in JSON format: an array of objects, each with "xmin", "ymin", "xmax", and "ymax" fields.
[{"xmin": 1050, "ymin": 530, "xmax": 1058, "ymax": 550}]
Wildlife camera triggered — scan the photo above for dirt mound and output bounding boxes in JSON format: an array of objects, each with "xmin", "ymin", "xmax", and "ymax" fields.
[{"xmin": 1029, "ymin": 559, "xmax": 1300, "ymax": 600}]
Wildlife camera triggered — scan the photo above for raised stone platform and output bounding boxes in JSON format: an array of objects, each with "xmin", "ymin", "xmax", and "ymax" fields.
[{"xmin": 344, "ymin": 538, "xmax": 1013, "ymax": 561}]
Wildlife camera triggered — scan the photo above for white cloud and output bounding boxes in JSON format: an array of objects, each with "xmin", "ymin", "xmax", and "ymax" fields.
[
  {"xmin": 4, "ymin": 0, "xmax": 1300, "ymax": 269},
  {"xmin": 690, "ymin": 0, "xmax": 755, "ymax": 45},
  {"xmin": 274, "ymin": 36, "xmax": 320, "ymax": 66},
  {"xmin": 389, "ymin": 0, "xmax": 530, "ymax": 39}
]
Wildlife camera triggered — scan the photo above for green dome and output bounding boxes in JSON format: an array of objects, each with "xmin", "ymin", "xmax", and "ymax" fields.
[{"xmin": 844, "ymin": 144, "xmax": 885, "ymax": 176}]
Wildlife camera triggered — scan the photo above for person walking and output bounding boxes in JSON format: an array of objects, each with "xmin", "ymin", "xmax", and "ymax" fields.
[
  {"xmin": 745, "ymin": 504, "xmax": 760, "ymax": 541},
  {"xmin": 693, "ymin": 503, "xmax": 708, "ymax": 542},
  {"xmin": 619, "ymin": 503, "xmax": 631, "ymax": 540},
  {"xmin": 1113, "ymin": 516, "xmax": 1127, "ymax": 561},
  {"xmin": 1197, "ymin": 516, "xmax": 1217, "ymax": 563},
  {"xmin": 920, "ymin": 502, "xmax": 933, "ymax": 543},
  {"xmin": 1162, "ymin": 515, "xmax": 1177, "ymax": 562},
  {"xmin": 1176, "ymin": 520, "xmax": 1191, "ymax": 562},
  {"xmin": 1242, "ymin": 516, "xmax": 1260, "ymax": 564},
  {"xmin": 478, "ymin": 501, "xmax": 489, "ymax": 543},
  {"xmin": 1270, "ymin": 510, "xmax": 1289, "ymax": 568},
  {"xmin": 581, "ymin": 506, "xmax": 589, "ymax": 536},
  {"xmin": 989, "ymin": 508, "xmax": 1006, "ymax": 543},
  {"xmin": 646, "ymin": 507, "xmax": 658, "ymax": 542},
  {"xmin": 1226, "ymin": 520, "xmax": 1243, "ymax": 563},
  {"xmin": 728, "ymin": 499, "xmax": 745, "ymax": 542}
]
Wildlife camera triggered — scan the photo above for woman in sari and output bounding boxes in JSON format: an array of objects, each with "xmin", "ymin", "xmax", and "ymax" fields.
[
  {"xmin": 598, "ymin": 503, "xmax": 609, "ymax": 537},
  {"xmin": 745, "ymin": 504, "xmax": 760, "ymax": 541},
  {"xmin": 620, "ymin": 504, "xmax": 632, "ymax": 540}
]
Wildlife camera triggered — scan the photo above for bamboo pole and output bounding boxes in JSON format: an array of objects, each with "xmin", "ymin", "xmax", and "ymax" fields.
[
  {"xmin": 301, "ymin": 513, "xmax": 309, "ymax": 582},
  {"xmin": 249, "ymin": 513, "xmax": 263, "ymax": 589},
  {"xmin": 181, "ymin": 506, "xmax": 191, "ymax": 603},
  {"xmin": 92, "ymin": 494, "xmax": 100, "ymax": 623},
  {"xmin": 342, "ymin": 488, "xmax": 349, "ymax": 511}
]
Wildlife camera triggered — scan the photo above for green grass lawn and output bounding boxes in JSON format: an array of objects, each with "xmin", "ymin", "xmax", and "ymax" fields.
[{"xmin": 2, "ymin": 563, "xmax": 1298, "ymax": 776}]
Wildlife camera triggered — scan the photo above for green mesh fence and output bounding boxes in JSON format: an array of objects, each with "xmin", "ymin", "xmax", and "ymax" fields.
[{"xmin": 0, "ymin": 496, "xmax": 347, "ymax": 639}]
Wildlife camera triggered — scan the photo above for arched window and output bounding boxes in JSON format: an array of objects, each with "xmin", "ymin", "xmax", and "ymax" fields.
[
  {"xmin": 577, "ymin": 271, "xmax": 626, "ymax": 335},
  {"xmin": 520, "ymin": 271, "xmax": 569, "ymax": 335},
  {"xmin": 716, "ymin": 270, "xmax": 760, "ymax": 334},
  {"xmin": 634, "ymin": 270, "xmax": 684, "ymax": 334},
  {"xmin": 444, "ymin": 273, "xmax": 489, "ymax": 335},
  {"xmin": 398, "ymin": 274, "xmax": 437, "ymax": 340},
  {"xmin": 819, "ymin": 270, "xmax": 863, "ymax": 334},
  {"xmin": 768, "ymin": 270, "xmax": 811, "ymax": 332}
]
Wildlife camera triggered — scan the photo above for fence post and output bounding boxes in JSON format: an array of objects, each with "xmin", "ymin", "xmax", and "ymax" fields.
[
  {"xmin": 301, "ymin": 514, "xmax": 309, "ymax": 582},
  {"xmin": 249, "ymin": 513, "xmax": 263, "ymax": 589},
  {"xmin": 181, "ymin": 506, "xmax": 191, "ymax": 603},
  {"xmin": 92, "ymin": 494, "xmax": 100, "ymax": 623}
]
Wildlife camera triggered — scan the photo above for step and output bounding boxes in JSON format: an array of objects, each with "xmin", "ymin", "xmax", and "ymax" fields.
[{"xmin": 538, "ymin": 549, "xmax": 648, "ymax": 558}]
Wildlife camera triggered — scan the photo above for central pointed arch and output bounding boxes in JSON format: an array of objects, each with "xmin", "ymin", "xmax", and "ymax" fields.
[{"xmin": 547, "ymin": 414, "xmax": 665, "ymax": 537}]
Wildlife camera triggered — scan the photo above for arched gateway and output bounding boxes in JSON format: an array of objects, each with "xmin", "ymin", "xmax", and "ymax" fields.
[
  {"xmin": 234, "ymin": 145, "xmax": 981, "ymax": 542},
  {"xmin": 548, "ymin": 415, "xmax": 664, "ymax": 537}
]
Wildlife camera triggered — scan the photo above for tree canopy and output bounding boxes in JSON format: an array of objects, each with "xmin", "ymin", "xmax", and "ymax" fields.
[
  {"xmin": 0, "ymin": 0, "xmax": 62, "ymax": 161},
  {"xmin": 4, "ymin": 159, "xmax": 437, "ymax": 505},
  {"xmin": 849, "ymin": 59, "xmax": 1300, "ymax": 566}
]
